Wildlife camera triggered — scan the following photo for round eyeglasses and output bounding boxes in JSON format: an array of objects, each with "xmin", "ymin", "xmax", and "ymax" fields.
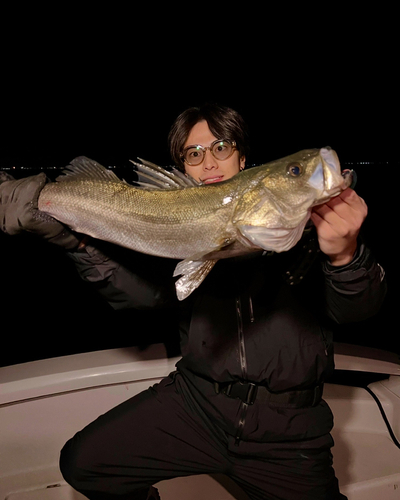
[{"xmin": 181, "ymin": 139, "xmax": 237, "ymax": 166}]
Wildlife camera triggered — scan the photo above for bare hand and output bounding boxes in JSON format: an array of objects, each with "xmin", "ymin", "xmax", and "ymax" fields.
[{"xmin": 311, "ymin": 188, "xmax": 368, "ymax": 266}]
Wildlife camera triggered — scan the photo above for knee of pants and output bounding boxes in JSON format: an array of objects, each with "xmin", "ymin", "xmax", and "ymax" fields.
[
  {"xmin": 59, "ymin": 435, "xmax": 90, "ymax": 492},
  {"xmin": 60, "ymin": 434, "xmax": 156, "ymax": 500}
]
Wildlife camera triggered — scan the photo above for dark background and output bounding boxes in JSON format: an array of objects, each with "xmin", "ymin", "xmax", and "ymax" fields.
[{"xmin": 0, "ymin": 13, "xmax": 397, "ymax": 366}]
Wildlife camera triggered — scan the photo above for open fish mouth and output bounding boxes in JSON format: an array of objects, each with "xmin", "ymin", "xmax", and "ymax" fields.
[
  {"xmin": 312, "ymin": 169, "xmax": 355, "ymax": 206},
  {"xmin": 307, "ymin": 148, "xmax": 354, "ymax": 205}
]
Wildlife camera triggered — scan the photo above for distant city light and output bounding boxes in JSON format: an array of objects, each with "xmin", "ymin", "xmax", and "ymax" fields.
[{"xmin": 0, "ymin": 160, "xmax": 396, "ymax": 173}]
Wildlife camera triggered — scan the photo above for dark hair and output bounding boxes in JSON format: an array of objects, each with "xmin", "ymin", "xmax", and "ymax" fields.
[{"xmin": 168, "ymin": 103, "xmax": 249, "ymax": 170}]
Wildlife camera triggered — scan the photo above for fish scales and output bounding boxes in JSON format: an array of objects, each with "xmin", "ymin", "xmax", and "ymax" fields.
[{"xmin": 39, "ymin": 171, "xmax": 240, "ymax": 260}]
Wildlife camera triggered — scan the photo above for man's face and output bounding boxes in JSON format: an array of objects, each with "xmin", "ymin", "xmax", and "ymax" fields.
[{"xmin": 183, "ymin": 121, "xmax": 245, "ymax": 184}]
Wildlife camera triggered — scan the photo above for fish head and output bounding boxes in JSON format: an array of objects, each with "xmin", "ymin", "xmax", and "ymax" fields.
[{"xmin": 233, "ymin": 147, "xmax": 352, "ymax": 252}]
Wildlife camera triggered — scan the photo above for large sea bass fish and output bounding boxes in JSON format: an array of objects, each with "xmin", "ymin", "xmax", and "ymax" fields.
[{"xmin": 38, "ymin": 147, "xmax": 353, "ymax": 300}]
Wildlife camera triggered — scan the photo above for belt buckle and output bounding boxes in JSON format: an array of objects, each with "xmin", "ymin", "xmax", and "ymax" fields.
[
  {"xmin": 231, "ymin": 382, "xmax": 258, "ymax": 405},
  {"xmin": 215, "ymin": 381, "xmax": 258, "ymax": 405},
  {"xmin": 243, "ymin": 382, "xmax": 258, "ymax": 405}
]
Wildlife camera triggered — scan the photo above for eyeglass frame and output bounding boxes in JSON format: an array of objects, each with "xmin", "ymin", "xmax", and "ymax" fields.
[{"xmin": 180, "ymin": 139, "xmax": 237, "ymax": 166}]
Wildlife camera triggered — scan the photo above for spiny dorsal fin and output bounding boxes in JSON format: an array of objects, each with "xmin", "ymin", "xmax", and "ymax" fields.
[
  {"xmin": 56, "ymin": 156, "xmax": 122, "ymax": 183},
  {"xmin": 57, "ymin": 156, "xmax": 201, "ymax": 191},
  {"xmin": 130, "ymin": 158, "xmax": 201, "ymax": 190}
]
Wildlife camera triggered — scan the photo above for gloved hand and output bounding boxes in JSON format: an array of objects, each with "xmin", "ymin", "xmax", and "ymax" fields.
[{"xmin": 0, "ymin": 171, "xmax": 81, "ymax": 249}]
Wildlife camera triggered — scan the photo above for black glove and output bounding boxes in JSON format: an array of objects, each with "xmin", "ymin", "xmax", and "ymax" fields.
[{"xmin": 0, "ymin": 172, "xmax": 81, "ymax": 249}]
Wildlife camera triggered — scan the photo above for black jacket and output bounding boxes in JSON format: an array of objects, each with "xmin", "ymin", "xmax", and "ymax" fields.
[{"xmin": 69, "ymin": 229, "xmax": 386, "ymax": 442}]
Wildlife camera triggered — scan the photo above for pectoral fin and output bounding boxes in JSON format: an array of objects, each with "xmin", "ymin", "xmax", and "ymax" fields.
[
  {"xmin": 173, "ymin": 259, "xmax": 217, "ymax": 300},
  {"xmin": 173, "ymin": 238, "xmax": 251, "ymax": 300}
]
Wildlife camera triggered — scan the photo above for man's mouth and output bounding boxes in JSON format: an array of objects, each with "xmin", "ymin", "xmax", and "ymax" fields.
[{"xmin": 202, "ymin": 176, "xmax": 224, "ymax": 184}]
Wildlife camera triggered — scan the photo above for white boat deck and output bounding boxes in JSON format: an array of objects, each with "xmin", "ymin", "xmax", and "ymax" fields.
[{"xmin": 1, "ymin": 343, "xmax": 399, "ymax": 500}]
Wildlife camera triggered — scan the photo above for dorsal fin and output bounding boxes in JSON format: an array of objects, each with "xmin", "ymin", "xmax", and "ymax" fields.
[
  {"xmin": 56, "ymin": 156, "xmax": 122, "ymax": 183},
  {"xmin": 56, "ymin": 156, "xmax": 201, "ymax": 191},
  {"xmin": 130, "ymin": 158, "xmax": 201, "ymax": 190}
]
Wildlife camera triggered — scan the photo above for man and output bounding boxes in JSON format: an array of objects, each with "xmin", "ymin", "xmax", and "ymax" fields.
[{"xmin": 0, "ymin": 104, "xmax": 386, "ymax": 499}]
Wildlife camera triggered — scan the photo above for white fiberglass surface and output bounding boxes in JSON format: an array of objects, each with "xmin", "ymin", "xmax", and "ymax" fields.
[{"xmin": 1, "ymin": 343, "xmax": 399, "ymax": 500}]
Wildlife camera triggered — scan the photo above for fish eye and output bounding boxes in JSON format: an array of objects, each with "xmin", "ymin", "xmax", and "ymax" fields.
[{"xmin": 287, "ymin": 162, "xmax": 303, "ymax": 177}]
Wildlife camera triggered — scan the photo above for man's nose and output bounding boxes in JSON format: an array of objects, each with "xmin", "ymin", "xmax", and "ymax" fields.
[{"xmin": 203, "ymin": 149, "xmax": 217, "ymax": 169}]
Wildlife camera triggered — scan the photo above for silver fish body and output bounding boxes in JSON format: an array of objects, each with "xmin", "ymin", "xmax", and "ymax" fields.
[{"xmin": 38, "ymin": 148, "xmax": 352, "ymax": 299}]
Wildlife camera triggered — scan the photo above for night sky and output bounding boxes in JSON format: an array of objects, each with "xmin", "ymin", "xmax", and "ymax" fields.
[
  {"xmin": 2, "ymin": 24, "xmax": 398, "ymax": 170},
  {"xmin": 2, "ymin": 68, "xmax": 397, "ymax": 169},
  {"xmin": 1, "ymin": 26, "xmax": 398, "ymax": 365}
]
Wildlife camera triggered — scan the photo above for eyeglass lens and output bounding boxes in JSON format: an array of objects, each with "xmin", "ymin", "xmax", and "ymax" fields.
[{"xmin": 183, "ymin": 140, "xmax": 234, "ymax": 165}]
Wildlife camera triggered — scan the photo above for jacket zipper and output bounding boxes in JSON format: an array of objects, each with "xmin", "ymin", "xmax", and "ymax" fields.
[
  {"xmin": 235, "ymin": 296, "xmax": 248, "ymax": 445},
  {"xmin": 236, "ymin": 297, "xmax": 247, "ymax": 378},
  {"xmin": 236, "ymin": 404, "xmax": 248, "ymax": 446},
  {"xmin": 320, "ymin": 328, "xmax": 329, "ymax": 356},
  {"xmin": 249, "ymin": 296, "xmax": 255, "ymax": 323}
]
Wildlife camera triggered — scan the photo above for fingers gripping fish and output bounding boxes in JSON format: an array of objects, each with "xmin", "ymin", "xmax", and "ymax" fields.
[{"xmin": 38, "ymin": 148, "xmax": 353, "ymax": 300}]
